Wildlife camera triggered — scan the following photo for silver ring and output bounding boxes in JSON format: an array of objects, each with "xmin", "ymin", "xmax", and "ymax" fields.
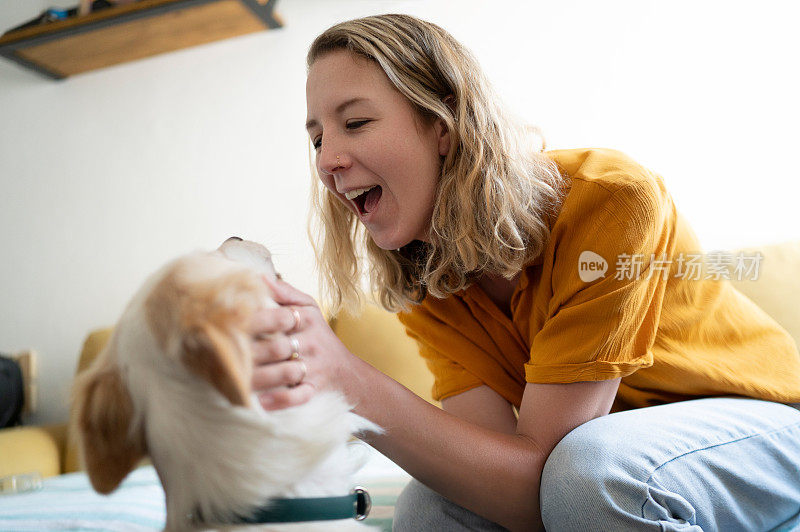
[
  {"xmin": 293, "ymin": 359, "xmax": 308, "ymax": 387},
  {"xmin": 288, "ymin": 335, "xmax": 300, "ymax": 358},
  {"xmin": 289, "ymin": 306, "xmax": 301, "ymax": 332}
]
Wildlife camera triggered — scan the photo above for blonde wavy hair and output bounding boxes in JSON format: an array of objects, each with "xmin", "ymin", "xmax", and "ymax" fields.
[{"xmin": 306, "ymin": 14, "xmax": 567, "ymax": 314}]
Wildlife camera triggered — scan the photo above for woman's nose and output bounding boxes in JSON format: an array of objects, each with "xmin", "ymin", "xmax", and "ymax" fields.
[{"xmin": 318, "ymin": 146, "xmax": 348, "ymax": 175}]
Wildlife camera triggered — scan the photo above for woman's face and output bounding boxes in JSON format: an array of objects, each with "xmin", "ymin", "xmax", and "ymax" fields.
[{"xmin": 306, "ymin": 50, "xmax": 450, "ymax": 250}]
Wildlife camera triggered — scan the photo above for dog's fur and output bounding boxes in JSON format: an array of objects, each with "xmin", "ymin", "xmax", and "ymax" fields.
[{"xmin": 72, "ymin": 238, "xmax": 383, "ymax": 531}]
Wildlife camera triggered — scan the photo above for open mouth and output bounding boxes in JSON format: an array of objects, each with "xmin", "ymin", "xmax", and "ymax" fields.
[{"xmin": 348, "ymin": 185, "xmax": 382, "ymax": 217}]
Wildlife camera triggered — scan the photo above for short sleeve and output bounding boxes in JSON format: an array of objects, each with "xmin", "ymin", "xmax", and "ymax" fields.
[
  {"xmin": 408, "ymin": 336, "xmax": 486, "ymax": 401},
  {"xmin": 398, "ymin": 304, "xmax": 487, "ymax": 402},
  {"xmin": 525, "ymin": 180, "xmax": 674, "ymax": 383}
]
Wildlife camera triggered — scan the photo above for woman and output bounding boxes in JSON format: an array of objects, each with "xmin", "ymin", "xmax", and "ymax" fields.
[{"xmin": 249, "ymin": 14, "xmax": 800, "ymax": 531}]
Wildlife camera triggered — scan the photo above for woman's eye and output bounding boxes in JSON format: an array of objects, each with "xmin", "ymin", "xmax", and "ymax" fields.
[
  {"xmin": 311, "ymin": 121, "xmax": 369, "ymax": 150},
  {"xmin": 347, "ymin": 120, "xmax": 369, "ymax": 129}
]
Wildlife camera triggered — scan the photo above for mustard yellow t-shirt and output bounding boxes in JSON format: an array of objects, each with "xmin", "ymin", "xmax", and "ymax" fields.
[{"xmin": 398, "ymin": 147, "xmax": 800, "ymax": 413}]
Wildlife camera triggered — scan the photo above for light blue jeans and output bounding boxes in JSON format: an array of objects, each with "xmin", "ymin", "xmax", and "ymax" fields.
[{"xmin": 392, "ymin": 397, "xmax": 800, "ymax": 531}]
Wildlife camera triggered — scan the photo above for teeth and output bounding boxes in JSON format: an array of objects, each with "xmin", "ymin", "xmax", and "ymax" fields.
[{"xmin": 344, "ymin": 186, "xmax": 376, "ymax": 200}]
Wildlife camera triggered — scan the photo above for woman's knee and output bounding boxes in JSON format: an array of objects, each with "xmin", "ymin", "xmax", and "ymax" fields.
[
  {"xmin": 539, "ymin": 425, "xmax": 604, "ymax": 528},
  {"xmin": 538, "ymin": 415, "xmax": 661, "ymax": 530}
]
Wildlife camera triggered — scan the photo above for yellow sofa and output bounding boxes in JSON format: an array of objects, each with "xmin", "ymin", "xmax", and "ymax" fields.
[{"xmin": 1, "ymin": 240, "xmax": 798, "ymax": 480}]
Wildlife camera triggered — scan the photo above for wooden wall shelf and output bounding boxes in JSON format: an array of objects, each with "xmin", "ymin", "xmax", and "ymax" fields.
[{"xmin": 0, "ymin": 0, "xmax": 282, "ymax": 79}]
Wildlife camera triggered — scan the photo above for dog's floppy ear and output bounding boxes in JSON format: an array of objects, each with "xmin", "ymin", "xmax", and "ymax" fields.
[
  {"xmin": 181, "ymin": 322, "xmax": 251, "ymax": 407},
  {"xmin": 72, "ymin": 351, "xmax": 145, "ymax": 494}
]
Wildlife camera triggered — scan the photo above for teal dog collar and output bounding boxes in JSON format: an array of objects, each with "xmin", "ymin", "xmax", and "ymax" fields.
[{"xmin": 209, "ymin": 486, "xmax": 371, "ymax": 524}]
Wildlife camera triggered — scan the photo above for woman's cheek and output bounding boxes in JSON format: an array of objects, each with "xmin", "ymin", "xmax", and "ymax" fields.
[{"xmin": 319, "ymin": 173, "xmax": 335, "ymax": 192}]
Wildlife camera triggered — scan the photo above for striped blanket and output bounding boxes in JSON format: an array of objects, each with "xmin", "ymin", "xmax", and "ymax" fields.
[{"xmin": 0, "ymin": 442, "xmax": 411, "ymax": 531}]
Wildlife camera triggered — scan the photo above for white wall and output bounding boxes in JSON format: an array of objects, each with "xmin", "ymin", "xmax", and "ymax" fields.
[{"xmin": 1, "ymin": 0, "xmax": 798, "ymax": 425}]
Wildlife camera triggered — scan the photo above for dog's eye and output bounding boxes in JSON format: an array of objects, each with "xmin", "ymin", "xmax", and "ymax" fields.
[{"xmin": 276, "ymin": 273, "xmax": 283, "ymax": 281}]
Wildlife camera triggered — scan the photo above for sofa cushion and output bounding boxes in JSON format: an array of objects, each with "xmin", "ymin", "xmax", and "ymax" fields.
[
  {"xmin": 0, "ymin": 425, "xmax": 63, "ymax": 478},
  {"xmin": 726, "ymin": 240, "xmax": 800, "ymax": 347},
  {"xmin": 329, "ymin": 303, "xmax": 439, "ymax": 407}
]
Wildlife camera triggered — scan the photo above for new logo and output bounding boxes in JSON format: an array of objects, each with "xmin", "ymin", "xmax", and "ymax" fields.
[{"xmin": 578, "ymin": 250, "xmax": 608, "ymax": 283}]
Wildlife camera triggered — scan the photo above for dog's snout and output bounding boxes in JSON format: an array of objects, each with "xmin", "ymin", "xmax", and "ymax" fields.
[{"xmin": 225, "ymin": 236, "xmax": 243, "ymax": 243}]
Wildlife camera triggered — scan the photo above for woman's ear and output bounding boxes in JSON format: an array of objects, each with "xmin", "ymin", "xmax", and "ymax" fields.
[
  {"xmin": 436, "ymin": 120, "xmax": 451, "ymax": 157},
  {"xmin": 437, "ymin": 94, "xmax": 456, "ymax": 157},
  {"xmin": 434, "ymin": 116, "xmax": 451, "ymax": 158}
]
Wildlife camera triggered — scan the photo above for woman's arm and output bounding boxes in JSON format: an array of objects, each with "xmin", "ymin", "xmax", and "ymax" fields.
[
  {"xmin": 344, "ymin": 355, "xmax": 621, "ymax": 532},
  {"xmin": 344, "ymin": 355, "xmax": 545, "ymax": 531},
  {"xmin": 250, "ymin": 277, "xmax": 621, "ymax": 532},
  {"xmin": 441, "ymin": 385, "xmax": 518, "ymax": 435}
]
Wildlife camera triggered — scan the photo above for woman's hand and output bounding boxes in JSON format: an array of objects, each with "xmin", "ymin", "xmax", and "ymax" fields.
[{"xmin": 248, "ymin": 275, "xmax": 352, "ymax": 411}]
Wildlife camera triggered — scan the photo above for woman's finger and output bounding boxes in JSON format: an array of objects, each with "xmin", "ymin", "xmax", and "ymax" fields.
[
  {"xmin": 262, "ymin": 275, "xmax": 318, "ymax": 308},
  {"xmin": 252, "ymin": 358, "xmax": 309, "ymax": 391},
  {"xmin": 259, "ymin": 382, "xmax": 316, "ymax": 411},
  {"xmin": 252, "ymin": 332, "xmax": 297, "ymax": 364},
  {"xmin": 249, "ymin": 307, "xmax": 298, "ymax": 336}
]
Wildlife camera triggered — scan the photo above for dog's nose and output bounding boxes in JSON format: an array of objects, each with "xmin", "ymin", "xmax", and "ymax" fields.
[{"xmin": 225, "ymin": 236, "xmax": 243, "ymax": 243}]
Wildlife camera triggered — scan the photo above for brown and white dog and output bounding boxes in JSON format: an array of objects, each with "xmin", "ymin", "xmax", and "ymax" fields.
[{"xmin": 72, "ymin": 237, "xmax": 383, "ymax": 531}]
